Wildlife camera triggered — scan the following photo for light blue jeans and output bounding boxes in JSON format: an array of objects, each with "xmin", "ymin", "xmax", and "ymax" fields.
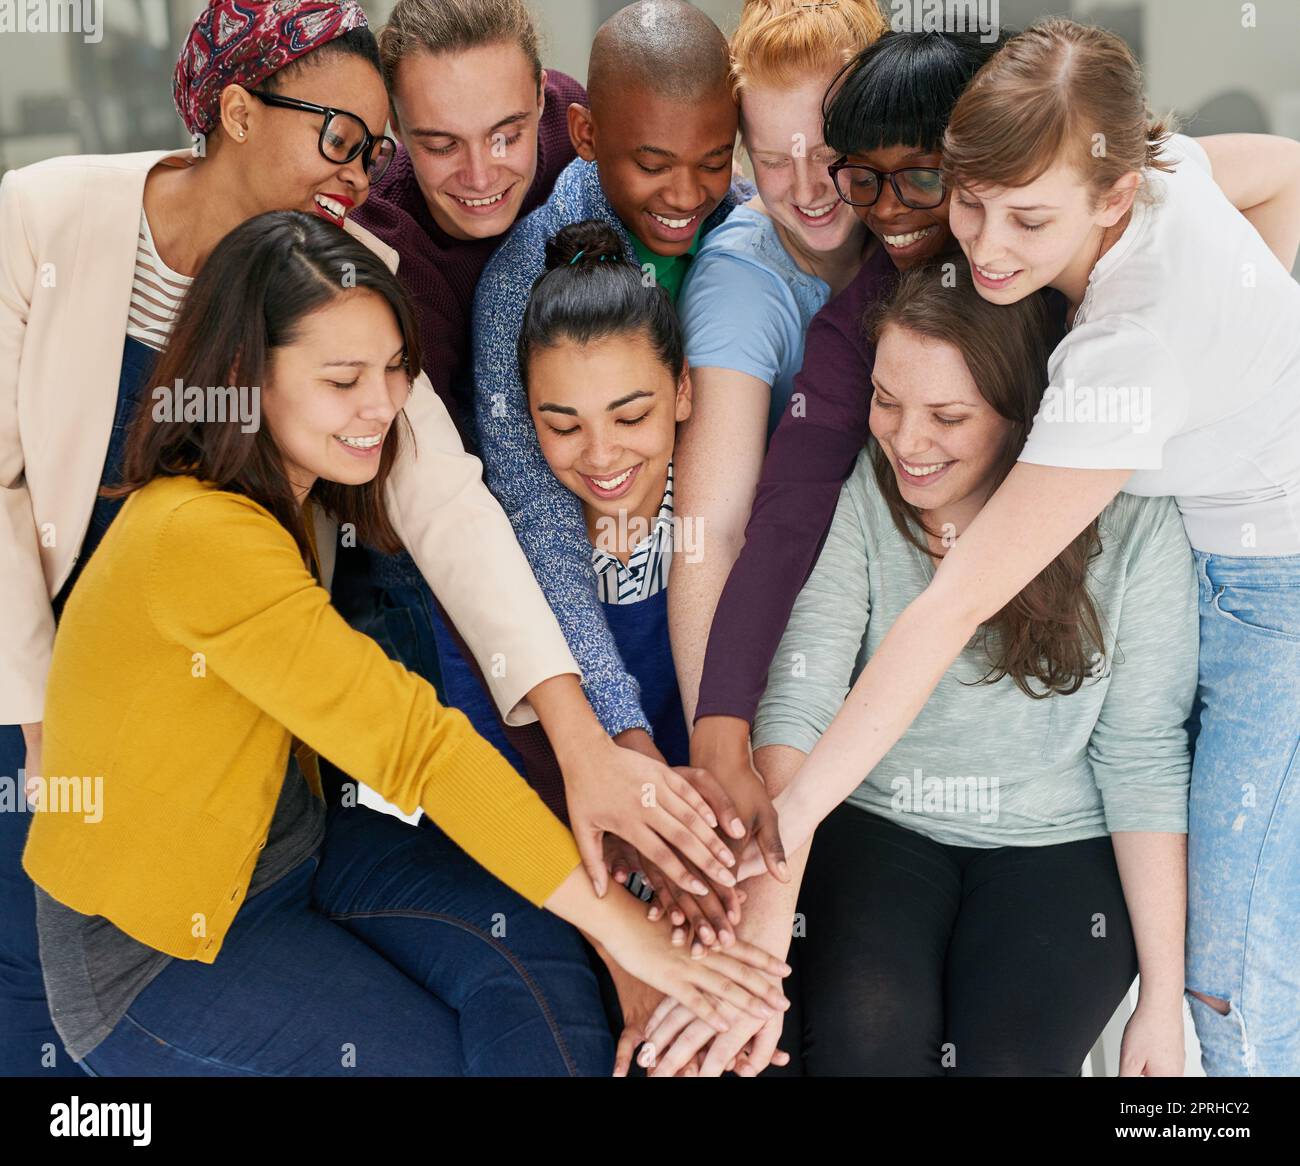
[{"xmin": 1186, "ymin": 550, "xmax": 1300, "ymax": 1076}]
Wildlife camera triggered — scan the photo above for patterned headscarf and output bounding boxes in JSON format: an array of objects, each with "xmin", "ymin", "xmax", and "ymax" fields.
[{"xmin": 173, "ymin": 0, "xmax": 369, "ymax": 138}]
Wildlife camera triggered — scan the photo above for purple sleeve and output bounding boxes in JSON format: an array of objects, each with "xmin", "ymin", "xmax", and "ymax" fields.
[{"xmin": 693, "ymin": 272, "xmax": 882, "ymax": 725}]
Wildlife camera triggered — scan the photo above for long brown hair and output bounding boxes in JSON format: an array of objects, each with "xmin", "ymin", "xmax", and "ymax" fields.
[
  {"xmin": 942, "ymin": 17, "xmax": 1178, "ymax": 206},
  {"xmin": 866, "ymin": 260, "xmax": 1105, "ymax": 697},
  {"xmin": 109, "ymin": 210, "xmax": 419, "ymax": 567}
]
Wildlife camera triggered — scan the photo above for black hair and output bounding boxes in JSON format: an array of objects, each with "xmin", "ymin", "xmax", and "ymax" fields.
[
  {"xmin": 822, "ymin": 29, "xmax": 1012, "ymax": 156},
  {"xmin": 262, "ymin": 26, "xmax": 384, "ymax": 93},
  {"xmin": 517, "ymin": 219, "xmax": 685, "ymax": 389}
]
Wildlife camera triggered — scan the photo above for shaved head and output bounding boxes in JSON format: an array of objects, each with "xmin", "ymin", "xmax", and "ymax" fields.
[{"xmin": 587, "ymin": 0, "xmax": 732, "ymax": 111}]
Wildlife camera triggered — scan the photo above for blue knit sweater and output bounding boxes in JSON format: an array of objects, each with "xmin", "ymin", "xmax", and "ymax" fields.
[{"xmin": 471, "ymin": 157, "xmax": 752, "ymax": 737}]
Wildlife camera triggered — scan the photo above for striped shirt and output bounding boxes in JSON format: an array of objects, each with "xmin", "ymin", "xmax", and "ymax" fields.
[
  {"xmin": 127, "ymin": 210, "xmax": 191, "ymax": 350},
  {"xmin": 591, "ymin": 461, "xmax": 674, "ymax": 605}
]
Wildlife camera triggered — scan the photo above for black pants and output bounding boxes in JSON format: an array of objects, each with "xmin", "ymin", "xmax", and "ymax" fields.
[{"xmin": 771, "ymin": 805, "xmax": 1140, "ymax": 1077}]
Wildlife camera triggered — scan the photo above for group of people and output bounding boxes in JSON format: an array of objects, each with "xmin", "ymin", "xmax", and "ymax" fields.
[{"xmin": 1, "ymin": 0, "xmax": 1297, "ymax": 1078}]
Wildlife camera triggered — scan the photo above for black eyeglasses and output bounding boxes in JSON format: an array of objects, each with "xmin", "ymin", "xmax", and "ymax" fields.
[
  {"xmin": 247, "ymin": 89, "xmax": 397, "ymax": 184},
  {"xmin": 828, "ymin": 158, "xmax": 947, "ymax": 210}
]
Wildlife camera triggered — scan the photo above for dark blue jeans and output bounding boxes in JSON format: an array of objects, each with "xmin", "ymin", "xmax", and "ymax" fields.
[
  {"xmin": 79, "ymin": 801, "xmax": 614, "ymax": 1076},
  {"xmin": 1, "ymin": 724, "xmax": 82, "ymax": 1076}
]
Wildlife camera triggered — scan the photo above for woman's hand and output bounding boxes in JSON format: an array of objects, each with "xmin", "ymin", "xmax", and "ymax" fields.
[
  {"xmin": 639, "ymin": 996, "xmax": 790, "ymax": 1077},
  {"xmin": 635, "ymin": 844, "xmax": 746, "ymax": 953},
  {"xmin": 562, "ymin": 728, "xmax": 742, "ymax": 899},
  {"xmin": 608, "ymin": 962, "xmax": 667, "ymax": 1077},
  {"xmin": 691, "ymin": 715, "xmax": 789, "ymax": 882},
  {"xmin": 1118, "ymin": 995, "xmax": 1185, "ymax": 1076},
  {"xmin": 545, "ymin": 865, "xmax": 791, "ymax": 1037}
]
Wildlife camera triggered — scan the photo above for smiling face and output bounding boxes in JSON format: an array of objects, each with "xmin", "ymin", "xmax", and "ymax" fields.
[
  {"xmin": 232, "ymin": 55, "xmax": 392, "ymax": 228},
  {"xmin": 572, "ymin": 84, "xmax": 737, "ymax": 255},
  {"xmin": 528, "ymin": 331, "xmax": 690, "ymax": 553},
  {"xmin": 739, "ymin": 75, "xmax": 857, "ymax": 253},
  {"xmin": 390, "ymin": 41, "xmax": 545, "ymax": 241},
  {"xmin": 259, "ymin": 289, "xmax": 411, "ymax": 502},
  {"xmin": 949, "ymin": 156, "xmax": 1138, "ymax": 306},
  {"xmin": 838, "ymin": 142, "xmax": 953, "ymax": 269},
  {"xmin": 868, "ymin": 324, "xmax": 1013, "ymax": 525}
]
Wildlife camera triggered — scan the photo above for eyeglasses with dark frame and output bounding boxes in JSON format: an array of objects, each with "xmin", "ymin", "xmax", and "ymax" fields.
[
  {"xmin": 247, "ymin": 89, "xmax": 397, "ymax": 184},
  {"xmin": 827, "ymin": 158, "xmax": 947, "ymax": 210}
]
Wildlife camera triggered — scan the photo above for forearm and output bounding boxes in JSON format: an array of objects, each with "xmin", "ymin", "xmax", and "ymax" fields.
[
  {"xmin": 776, "ymin": 585, "xmax": 977, "ymax": 852},
  {"xmin": 1111, "ymin": 831, "xmax": 1186, "ymax": 1003},
  {"xmin": 735, "ymin": 745, "xmax": 811, "ymax": 959},
  {"xmin": 527, "ymin": 673, "xmax": 610, "ymax": 762},
  {"xmin": 668, "ymin": 533, "xmax": 743, "ymax": 727}
]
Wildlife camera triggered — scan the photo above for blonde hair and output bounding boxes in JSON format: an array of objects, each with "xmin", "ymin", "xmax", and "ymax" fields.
[
  {"xmin": 378, "ymin": 0, "xmax": 542, "ymax": 94},
  {"xmin": 729, "ymin": 0, "xmax": 888, "ymax": 98},
  {"xmin": 943, "ymin": 17, "xmax": 1178, "ymax": 205}
]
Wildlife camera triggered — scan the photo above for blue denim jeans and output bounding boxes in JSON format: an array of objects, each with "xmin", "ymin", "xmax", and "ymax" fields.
[
  {"xmin": 1, "ymin": 725, "xmax": 84, "ymax": 1076},
  {"xmin": 78, "ymin": 802, "xmax": 614, "ymax": 1076},
  {"xmin": 1186, "ymin": 550, "xmax": 1300, "ymax": 1076}
]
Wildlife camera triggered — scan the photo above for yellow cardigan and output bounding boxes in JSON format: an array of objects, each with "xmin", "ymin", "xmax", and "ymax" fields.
[{"xmin": 23, "ymin": 475, "xmax": 582, "ymax": 962}]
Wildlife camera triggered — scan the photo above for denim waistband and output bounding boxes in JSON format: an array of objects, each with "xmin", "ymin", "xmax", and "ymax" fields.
[{"xmin": 1193, "ymin": 548, "xmax": 1300, "ymax": 598}]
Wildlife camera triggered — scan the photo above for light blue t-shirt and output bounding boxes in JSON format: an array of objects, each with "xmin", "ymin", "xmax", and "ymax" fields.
[{"xmin": 678, "ymin": 204, "xmax": 831, "ymax": 440}]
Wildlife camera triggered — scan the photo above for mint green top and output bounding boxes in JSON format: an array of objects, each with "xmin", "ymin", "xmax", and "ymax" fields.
[
  {"xmin": 752, "ymin": 443, "xmax": 1199, "ymax": 847},
  {"xmin": 629, "ymin": 226, "xmax": 701, "ymax": 304}
]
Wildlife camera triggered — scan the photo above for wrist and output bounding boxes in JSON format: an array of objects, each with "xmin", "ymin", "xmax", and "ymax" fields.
[
  {"xmin": 690, "ymin": 715, "xmax": 751, "ymax": 769},
  {"xmin": 529, "ymin": 674, "xmax": 609, "ymax": 763}
]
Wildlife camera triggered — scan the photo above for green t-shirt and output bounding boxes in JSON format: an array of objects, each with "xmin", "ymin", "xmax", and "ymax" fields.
[{"xmin": 629, "ymin": 227, "xmax": 702, "ymax": 304}]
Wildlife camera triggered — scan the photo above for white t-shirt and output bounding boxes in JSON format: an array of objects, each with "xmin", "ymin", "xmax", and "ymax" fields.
[{"xmin": 1018, "ymin": 134, "xmax": 1300, "ymax": 555}]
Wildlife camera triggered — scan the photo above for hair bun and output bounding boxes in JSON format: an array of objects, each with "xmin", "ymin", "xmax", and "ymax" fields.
[{"xmin": 543, "ymin": 219, "xmax": 627, "ymax": 272}]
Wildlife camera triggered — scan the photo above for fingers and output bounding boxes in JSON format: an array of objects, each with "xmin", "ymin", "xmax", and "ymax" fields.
[
  {"xmin": 665, "ymin": 767, "xmax": 719, "ymax": 829},
  {"xmin": 644, "ymin": 996, "xmax": 684, "ymax": 1040},
  {"xmin": 603, "ymin": 835, "xmax": 638, "ymax": 887},
  {"xmin": 754, "ymin": 804, "xmax": 791, "ymax": 883},
  {"xmin": 735, "ymin": 1015, "xmax": 784, "ymax": 1077},
  {"xmin": 656, "ymin": 781, "xmax": 739, "ymax": 880},
  {"xmin": 638, "ymin": 860, "xmax": 688, "ymax": 931},
  {"xmin": 613, "ymin": 1025, "xmax": 642, "ymax": 1077},
  {"xmin": 576, "ymin": 826, "xmax": 608, "ymax": 898},
  {"xmin": 715, "ymin": 937, "xmax": 792, "ymax": 979},
  {"xmin": 689, "ymin": 958, "xmax": 788, "ymax": 1022},
  {"xmin": 633, "ymin": 827, "xmax": 715, "ymax": 899},
  {"xmin": 673, "ymin": 765, "xmax": 745, "ymax": 840},
  {"xmin": 648, "ymin": 1018, "xmax": 718, "ymax": 1078}
]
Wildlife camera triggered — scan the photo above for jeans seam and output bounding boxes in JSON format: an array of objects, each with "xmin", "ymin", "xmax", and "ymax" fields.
[
  {"xmin": 1235, "ymin": 732, "xmax": 1300, "ymax": 1028},
  {"xmin": 107, "ymin": 1011, "xmax": 278, "ymax": 1076},
  {"xmin": 326, "ymin": 907, "xmax": 581, "ymax": 1076}
]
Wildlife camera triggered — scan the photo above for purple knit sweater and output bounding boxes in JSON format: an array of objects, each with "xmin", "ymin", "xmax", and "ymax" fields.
[{"xmin": 352, "ymin": 69, "xmax": 588, "ymax": 442}]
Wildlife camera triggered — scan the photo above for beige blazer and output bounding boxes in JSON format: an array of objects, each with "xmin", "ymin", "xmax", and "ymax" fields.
[{"xmin": 0, "ymin": 149, "xmax": 579, "ymax": 725}]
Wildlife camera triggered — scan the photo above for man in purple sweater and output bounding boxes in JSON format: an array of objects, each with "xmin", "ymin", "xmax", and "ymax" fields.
[
  {"xmin": 353, "ymin": 4, "xmax": 588, "ymax": 444},
  {"xmin": 343, "ymin": 2, "xmax": 591, "ymax": 808}
]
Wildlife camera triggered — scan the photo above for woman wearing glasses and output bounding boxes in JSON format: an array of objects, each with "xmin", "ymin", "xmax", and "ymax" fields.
[
  {"xmin": 0, "ymin": 0, "xmax": 735, "ymax": 1077},
  {"xmin": 676, "ymin": 30, "xmax": 1009, "ymax": 870}
]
